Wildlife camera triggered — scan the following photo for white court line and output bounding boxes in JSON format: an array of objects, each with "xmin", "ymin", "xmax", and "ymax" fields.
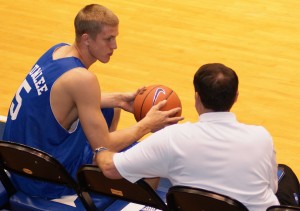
[{"xmin": 0, "ymin": 115, "xmax": 7, "ymax": 122}]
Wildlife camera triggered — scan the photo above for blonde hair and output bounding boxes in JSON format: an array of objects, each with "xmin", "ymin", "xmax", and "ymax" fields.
[{"xmin": 74, "ymin": 4, "xmax": 119, "ymax": 42}]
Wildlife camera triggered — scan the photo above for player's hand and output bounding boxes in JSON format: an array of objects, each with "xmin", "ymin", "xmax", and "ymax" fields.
[
  {"xmin": 142, "ymin": 100, "xmax": 184, "ymax": 132},
  {"xmin": 118, "ymin": 87, "xmax": 145, "ymax": 113}
]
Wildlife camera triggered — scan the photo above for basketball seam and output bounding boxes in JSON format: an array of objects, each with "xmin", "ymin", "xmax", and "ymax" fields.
[
  {"xmin": 139, "ymin": 85, "xmax": 160, "ymax": 120},
  {"xmin": 165, "ymin": 91, "xmax": 173, "ymax": 100}
]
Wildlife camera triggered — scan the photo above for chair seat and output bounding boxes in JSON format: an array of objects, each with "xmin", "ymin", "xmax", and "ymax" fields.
[
  {"xmin": 9, "ymin": 191, "xmax": 115, "ymax": 211},
  {"xmin": 90, "ymin": 193, "xmax": 116, "ymax": 210},
  {"xmin": 105, "ymin": 179, "xmax": 170, "ymax": 211},
  {"xmin": 10, "ymin": 191, "xmax": 82, "ymax": 211},
  {"xmin": 105, "ymin": 189, "xmax": 167, "ymax": 211},
  {"xmin": 0, "ymin": 181, "xmax": 8, "ymax": 208},
  {"xmin": 0, "ymin": 141, "xmax": 108, "ymax": 210}
]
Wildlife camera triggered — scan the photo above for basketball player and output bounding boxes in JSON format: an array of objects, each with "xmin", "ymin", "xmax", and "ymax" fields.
[
  {"xmin": 97, "ymin": 63, "xmax": 300, "ymax": 210},
  {"xmin": 2, "ymin": 4, "xmax": 183, "ymax": 199}
]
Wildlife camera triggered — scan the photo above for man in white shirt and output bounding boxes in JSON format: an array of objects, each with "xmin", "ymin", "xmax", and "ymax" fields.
[{"xmin": 96, "ymin": 63, "xmax": 299, "ymax": 210}]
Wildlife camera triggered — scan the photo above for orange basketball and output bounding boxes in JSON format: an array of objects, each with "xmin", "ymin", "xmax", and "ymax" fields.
[{"xmin": 133, "ymin": 85, "xmax": 182, "ymax": 122}]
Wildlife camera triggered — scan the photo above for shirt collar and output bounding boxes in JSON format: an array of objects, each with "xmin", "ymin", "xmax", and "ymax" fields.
[{"xmin": 199, "ymin": 112, "xmax": 237, "ymax": 123}]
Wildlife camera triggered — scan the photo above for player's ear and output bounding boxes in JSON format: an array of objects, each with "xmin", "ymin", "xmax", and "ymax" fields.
[{"xmin": 82, "ymin": 33, "xmax": 90, "ymax": 46}]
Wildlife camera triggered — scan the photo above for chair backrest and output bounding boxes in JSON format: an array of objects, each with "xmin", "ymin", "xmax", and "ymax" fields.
[
  {"xmin": 0, "ymin": 120, "xmax": 5, "ymax": 139},
  {"xmin": 166, "ymin": 185, "xmax": 248, "ymax": 211},
  {"xmin": 267, "ymin": 205, "xmax": 300, "ymax": 211},
  {"xmin": 77, "ymin": 164, "xmax": 168, "ymax": 211},
  {"xmin": 0, "ymin": 140, "xmax": 97, "ymax": 211}
]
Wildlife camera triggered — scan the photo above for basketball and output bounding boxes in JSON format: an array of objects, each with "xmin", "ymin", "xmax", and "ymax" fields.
[{"xmin": 133, "ymin": 85, "xmax": 182, "ymax": 122}]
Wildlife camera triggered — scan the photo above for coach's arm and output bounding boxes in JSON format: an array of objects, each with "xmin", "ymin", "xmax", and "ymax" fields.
[{"xmin": 96, "ymin": 150, "xmax": 160, "ymax": 189}]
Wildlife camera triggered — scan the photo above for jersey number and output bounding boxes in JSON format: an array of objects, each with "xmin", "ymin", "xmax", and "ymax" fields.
[{"xmin": 9, "ymin": 80, "xmax": 32, "ymax": 120}]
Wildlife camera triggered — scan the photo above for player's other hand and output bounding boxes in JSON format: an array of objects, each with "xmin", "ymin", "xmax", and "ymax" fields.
[{"xmin": 118, "ymin": 87, "xmax": 145, "ymax": 113}]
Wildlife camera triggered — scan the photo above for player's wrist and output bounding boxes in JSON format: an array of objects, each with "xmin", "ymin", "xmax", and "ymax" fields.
[
  {"xmin": 135, "ymin": 119, "xmax": 152, "ymax": 138},
  {"xmin": 94, "ymin": 147, "xmax": 108, "ymax": 158}
]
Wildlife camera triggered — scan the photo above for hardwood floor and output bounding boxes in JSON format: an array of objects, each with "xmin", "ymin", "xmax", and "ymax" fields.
[{"xmin": 0, "ymin": 0, "xmax": 299, "ymax": 178}]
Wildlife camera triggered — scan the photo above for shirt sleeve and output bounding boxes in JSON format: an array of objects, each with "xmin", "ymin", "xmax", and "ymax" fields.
[{"xmin": 113, "ymin": 127, "xmax": 171, "ymax": 183}]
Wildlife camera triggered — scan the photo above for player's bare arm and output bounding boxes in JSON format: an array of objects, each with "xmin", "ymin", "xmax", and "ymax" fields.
[
  {"xmin": 101, "ymin": 92, "xmax": 136, "ymax": 112},
  {"xmin": 52, "ymin": 67, "xmax": 183, "ymax": 151},
  {"xmin": 101, "ymin": 87, "xmax": 145, "ymax": 113}
]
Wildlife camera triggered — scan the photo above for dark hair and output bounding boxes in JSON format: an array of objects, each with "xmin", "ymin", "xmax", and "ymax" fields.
[
  {"xmin": 74, "ymin": 4, "xmax": 119, "ymax": 42},
  {"xmin": 193, "ymin": 63, "xmax": 239, "ymax": 111}
]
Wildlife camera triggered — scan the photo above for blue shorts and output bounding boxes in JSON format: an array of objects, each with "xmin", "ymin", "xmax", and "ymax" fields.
[{"xmin": 101, "ymin": 108, "xmax": 114, "ymax": 128}]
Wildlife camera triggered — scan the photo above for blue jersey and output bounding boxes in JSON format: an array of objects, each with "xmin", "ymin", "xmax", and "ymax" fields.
[{"xmin": 3, "ymin": 43, "xmax": 114, "ymax": 199}]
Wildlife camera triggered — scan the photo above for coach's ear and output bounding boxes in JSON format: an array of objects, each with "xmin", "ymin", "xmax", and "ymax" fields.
[
  {"xmin": 194, "ymin": 91, "xmax": 200, "ymax": 103},
  {"xmin": 234, "ymin": 91, "xmax": 239, "ymax": 103},
  {"xmin": 195, "ymin": 91, "xmax": 203, "ymax": 115}
]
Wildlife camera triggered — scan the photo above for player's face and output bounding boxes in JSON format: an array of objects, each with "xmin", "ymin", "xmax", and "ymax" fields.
[{"xmin": 88, "ymin": 25, "xmax": 119, "ymax": 63}]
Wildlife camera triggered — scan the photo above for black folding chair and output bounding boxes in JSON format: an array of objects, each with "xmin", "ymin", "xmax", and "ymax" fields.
[
  {"xmin": 166, "ymin": 185, "xmax": 248, "ymax": 211},
  {"xmin": 0, "ymin": 140, "xmax": 97, "ymax": 211},
  {"xmin": 77, "ymin": 164, "xmax": 168, "ymax": 210},
  {"xmin": 267, "ymin": 205, "xmax": 300, "ymax": 211}
]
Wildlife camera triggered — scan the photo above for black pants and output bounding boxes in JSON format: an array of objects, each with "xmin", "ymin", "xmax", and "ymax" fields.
[{"xmin": 276, "ymin": 164, "xmax": 300, "ymax": 206}]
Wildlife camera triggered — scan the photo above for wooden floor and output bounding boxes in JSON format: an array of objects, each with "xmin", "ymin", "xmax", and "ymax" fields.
[{"xmin": 1, "ymin": 0, "xmax": 300, "ymax": 178}]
